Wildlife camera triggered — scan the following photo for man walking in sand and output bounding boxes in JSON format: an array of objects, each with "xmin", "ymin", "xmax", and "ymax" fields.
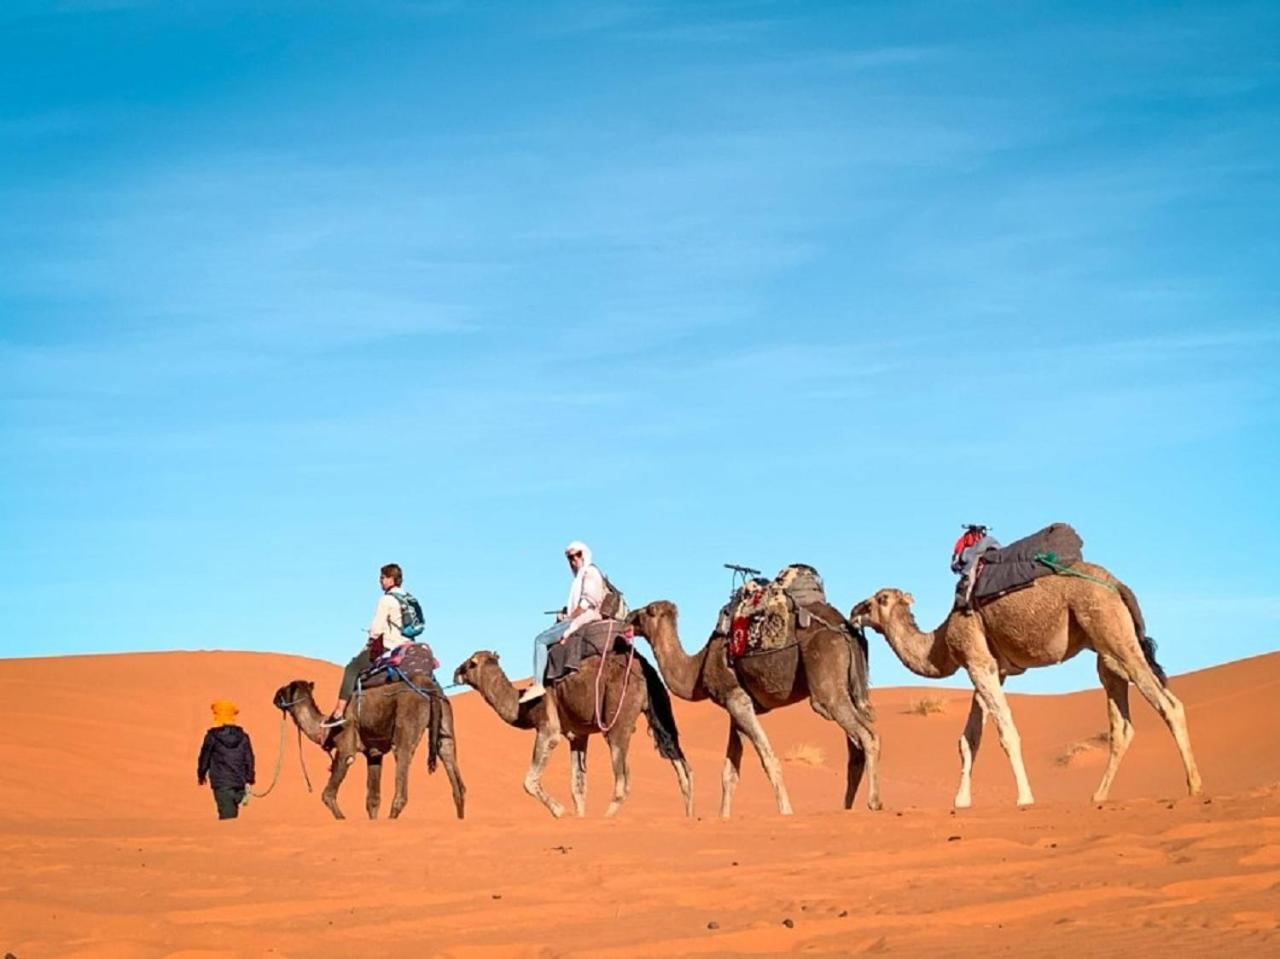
[{"xmin": 197, "ymin": 700, "xmax": 256, "ymax": 820}]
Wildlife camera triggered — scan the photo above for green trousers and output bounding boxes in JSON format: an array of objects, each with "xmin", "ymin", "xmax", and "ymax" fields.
[
  {"xmin": 339, "ymin": 648, "xmax": 373, "ymax": 700},
  {"xmin": 212, "ymin": 786, "xmax": 245, "ymax": 819}
]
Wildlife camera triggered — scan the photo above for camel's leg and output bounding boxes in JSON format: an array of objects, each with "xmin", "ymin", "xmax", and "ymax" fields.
[
  {"xmin": 725, "ymin": 689, "xmax": 793, "ymax": 815},
  {"xmin": 955, "ymin": 689, "xmax": 991, "ymax": 809},
  {"xmin": 569, "ymin": 737, "xmax": 588, "ymax": 818},
  {"xmin": 802, "ymin": 633, "xmax": 881, "ymax": 811},
  {"xmin": 967, "ymin": 663, "xmax": 1034, "ymax": 806},
  {"xmin": 389, "ymin": 743, "xmax": 415, "ymax": 819},
  {"xmin": 1117, "ymin": 652, "xmax": 1203, "ymax": 797},
  {"xmin": 603, "ymin": 729, "xmax": 633, "ymax": 818},
  {"xmin": 844, "ymin": 717, "xmax": 882, "ymax": 812},
  {"xmin": 321, "ymin": 751, "xmax": 357, "ymax": 820},
  {"xmin": 365, "ymin": 754, "xmax": 383, "ymax": 820},
  {"xmin": 523, "ymin": 726, "xmax": 565, "ymax": 818},
  {"xmin": 810, "ymin": 694, "xmax": 881, "ymax": 812},
  {"xmin": 1092, "ymin": 657, "xmax": 1135, "ymax": 802},
  {"xmin": 720, "ymin": 721, "xmax": 744, "ymax": 819},
  {"xmin": 436, "ymin": 713, "xmax": 466, "ymax": 819},
  {"xmin": 671, "ymin": 756, "xmax": 694, "ymax": 818}
]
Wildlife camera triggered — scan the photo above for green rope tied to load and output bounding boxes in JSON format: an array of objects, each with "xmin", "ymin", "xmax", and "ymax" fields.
[{"xmin": 1034, "ymin": 552, "xmax": 1118, "ymax": 592}]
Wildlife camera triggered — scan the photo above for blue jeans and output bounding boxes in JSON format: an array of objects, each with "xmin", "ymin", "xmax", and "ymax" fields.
[{"xmin": 532, "ymin": 620, "xmax": 572, "ymax": 685}]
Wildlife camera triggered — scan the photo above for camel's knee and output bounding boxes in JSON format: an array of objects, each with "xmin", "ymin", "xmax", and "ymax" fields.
[
  {"xmin": 859, "ymin": 727, "xmax": 881, "ymax": 759},
  {"xmin": 1114, "ymin": 719, "xmax": 1135, "ymax": 750}
]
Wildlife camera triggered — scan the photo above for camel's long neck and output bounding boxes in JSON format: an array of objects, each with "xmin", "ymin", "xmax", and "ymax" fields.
[
  {"xmin": 880, "ymin": 607, "xmax": 961, "ymax": 679},
  {"xmin": 645, "ymin": 617, "xmax": 708, "ymax": 701},
  {"xmin": 289, "ymin": 698, "xmax": 328, "ymax": 745},
  {"xmin": 472, "ymin": 663, "xmax": 524, "ymax": 726}
]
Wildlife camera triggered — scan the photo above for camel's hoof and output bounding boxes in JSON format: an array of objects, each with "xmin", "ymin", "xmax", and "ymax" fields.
[
  {"xmin": 549, "ymin": 805, "xmax": 565, "ymax": 819},
  {"xmin": 954, "ymin": 797, "xmax": 972, "ymax": 810},
  {"xmin": 1016, "ymin": 797, "xmax": 1035, "ymax": 808},
  {"xmin": 867, "ymin": 799, "xmax": 884, "ymax": 812}
]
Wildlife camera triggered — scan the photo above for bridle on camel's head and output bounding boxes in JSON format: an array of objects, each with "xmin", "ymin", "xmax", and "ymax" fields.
[{"xmin": 273, "ymin": 682, "xmax": 311, "ymax": 712}]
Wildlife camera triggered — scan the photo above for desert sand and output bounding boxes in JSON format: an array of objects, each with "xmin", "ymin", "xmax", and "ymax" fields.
[{"xmin": 2, "ymin": 647, "xmax": 1278, "ymax": 958}]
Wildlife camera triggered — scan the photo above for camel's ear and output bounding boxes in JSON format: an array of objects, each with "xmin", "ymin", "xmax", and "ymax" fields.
[
  {"xmin": 850, "ymin": 599, "xmax": 871, "ymax": 622},
  {"xmin": 903, "ymin": 593, "xmax": 915, "ymax": 605},
  {"xmin": 305, "ymin": 681, "xmax": 315, "ymax": 691},
  {"xmin": 493, "ymin": 651, "xmax": 500, "ymax": 663}
]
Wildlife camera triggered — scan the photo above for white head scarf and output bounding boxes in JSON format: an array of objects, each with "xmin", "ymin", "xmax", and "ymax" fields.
[{"xmin": 565, "ymin": 540, "xmax": 594, "ymax": 613}]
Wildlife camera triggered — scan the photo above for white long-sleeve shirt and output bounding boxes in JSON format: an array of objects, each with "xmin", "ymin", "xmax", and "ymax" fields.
[
  {"xmin": 368, "ymin": 591, "xmax": 410, "ymax": 653},
  {"xmin": 563, "ymin": 565, "xmax": 606, "ymax": 638}
]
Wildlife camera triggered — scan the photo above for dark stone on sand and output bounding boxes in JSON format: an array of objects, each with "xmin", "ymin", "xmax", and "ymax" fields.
[
  {"xmin": 947, "ymin": 835, "xmax": 961, "ymax": 842},
  {"xmin": 707, "ymin": 921, "xmax": 719, "ymax": 930},
  {"xmin": 783, "ymin": 918, "xmax": 795, "ymax": 928}
]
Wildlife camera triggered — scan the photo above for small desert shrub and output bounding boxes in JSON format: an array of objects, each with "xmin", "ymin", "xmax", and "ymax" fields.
[
  {"xmin": 784, "ymin": 743, "xmax": 826, "ymax": 767},
  {"xmin": 905, "ymin": 696, "xmax": 946, "ymax": 717}
]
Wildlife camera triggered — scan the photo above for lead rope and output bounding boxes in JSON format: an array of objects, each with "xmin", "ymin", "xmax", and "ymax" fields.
[
  {"xmin": 297, "ymin": 723, "xmax": 314, "ymax": 793},
  {"xmin": 1034, "ymin": 552, "xmax": 1118, "ymax": 591},
  {"xmin": 249, "ymin": 712, "xmax": 290, "ymax": 799},
  {"xmin": 249, "ymin": 704, "xmax": 314, "ymax": 798},
  {"xmin": 593, "ymin": 622, "xmax": 637, "ymax": 733}
]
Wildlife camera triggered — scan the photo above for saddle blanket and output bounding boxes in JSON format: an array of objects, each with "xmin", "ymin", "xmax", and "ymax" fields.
[
  {"xmin": 358, "ymin": 641, "xmax": 440, "ymax": 691},
  {"xmin": 544, "ymin": 619, "xmax": 634, "ymax": 685},
  {"xmin": 971, "ymin": 522, "xmax": 1084, "ymax": 607}
]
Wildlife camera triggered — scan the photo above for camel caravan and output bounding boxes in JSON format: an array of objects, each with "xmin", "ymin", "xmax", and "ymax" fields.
[{"xmin": 267, "ymin": 525, "xmax": 1201, "ymax": 821}]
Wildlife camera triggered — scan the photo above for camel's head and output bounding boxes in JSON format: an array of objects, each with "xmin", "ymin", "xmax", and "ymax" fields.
[
  {"xmin": 626, "ymin": 600, "xmax": 678, "ymax": 638},
  {"xmin": 453, "ymin": 650, "xmax": 500, "ymax": 687},
  {"xmin": 272, "ymin": 680, "xmax": 315, "ymax": 711},
  {"xmin": 849, "ymin": 589, "xmax": 914, "ymax": 634}
]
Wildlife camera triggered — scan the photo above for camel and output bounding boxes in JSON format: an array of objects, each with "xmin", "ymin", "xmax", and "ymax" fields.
[
  {"xmin": 626, "ymin": 601, "xmax": 880, "ymax": 817},
  {"xmin": 452, "ymin": 647, "xmax": 693, "ymax": 818},
  {"xmin": 272, "ymin": 677, "xmax": 465, "ymax": 820},
  {"xmin": 850, "ymin": 564, "xmax": 1202, "ymax": 808}
]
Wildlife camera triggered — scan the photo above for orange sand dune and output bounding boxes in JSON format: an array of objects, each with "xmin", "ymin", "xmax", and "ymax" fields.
[{"xmin": 2, "ymin": 648, "xmax": 1278, "ymax": 957}]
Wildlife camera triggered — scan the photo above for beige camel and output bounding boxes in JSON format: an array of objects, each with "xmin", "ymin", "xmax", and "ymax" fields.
[
  {"xmin": 452, "ymin": 648, "xmax": 693, "ymax": 818},
  {"xmin": 627, "ymin": 601, "xmax": 880, "ymax": 817},
  {"xmin": 851, "ymin": 563, "xmax": 1202, "ymax": 808},
  {"xmin": 272, "ymin": 678, "xmax": 465, "ymax": 820}
]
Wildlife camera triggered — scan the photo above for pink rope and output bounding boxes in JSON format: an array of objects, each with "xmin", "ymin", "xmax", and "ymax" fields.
[{"xmin": 593, "ymin": 622, "xmax": 637, "ymax": 734}]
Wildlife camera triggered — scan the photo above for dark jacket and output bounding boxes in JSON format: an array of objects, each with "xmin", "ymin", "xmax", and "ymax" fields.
[{"xmin": 197, "ymin": 725, "xmax": 256, "ymax": 790}]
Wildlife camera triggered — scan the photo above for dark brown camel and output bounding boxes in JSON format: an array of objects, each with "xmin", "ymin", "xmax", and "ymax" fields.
[
  {"xmin": 453, "ymin": 648, "xmax": 693, "ymax": 818},
  {"xmin": 627, "ymin": 601, "xmax": 880, "ymax": 817},
  {"xmin": 272, "ymin": 677, "xmax": 465, "ymax": 820}
]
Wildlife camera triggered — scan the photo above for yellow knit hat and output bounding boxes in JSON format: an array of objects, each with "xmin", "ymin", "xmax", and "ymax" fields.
[{"xmin": 211, "ymin": 700, "xmax": 239, "ymax": 726}]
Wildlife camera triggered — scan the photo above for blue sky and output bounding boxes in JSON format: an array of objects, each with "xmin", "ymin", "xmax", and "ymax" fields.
[{"xmin": 2, "ymin": 0, "xmax": 1277, "ymax": 694}]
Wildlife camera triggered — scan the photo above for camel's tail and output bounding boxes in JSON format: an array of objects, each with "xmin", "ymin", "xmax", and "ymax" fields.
[
  {"xmin": 848, "ymin": 623, "xmax": 876, "ymax": 723},
  {"xmin": 638, "ymin": 653, "xmax": 686, "ymax": 762},
  {"xmin": 1117, "ymin": 581, "xmax": 1167, "ymax": 687},
  {"xmin": 426, "ymin": 688, "xmax": 444, "ymax": 774}
]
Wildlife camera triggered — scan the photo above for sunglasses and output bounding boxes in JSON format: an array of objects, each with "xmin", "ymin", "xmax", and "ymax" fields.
[{"xmin": 566, "ymin": 551, "xmax": 583, "ymax": 559}]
